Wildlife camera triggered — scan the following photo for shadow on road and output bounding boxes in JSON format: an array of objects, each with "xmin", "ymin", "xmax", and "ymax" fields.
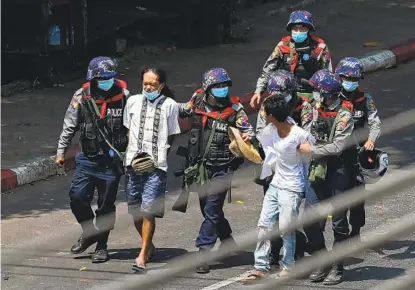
[
  {"xmin": 108, "ymin": 247, "xmax": 188, "ymax": 262},
  {"xmin": 345, "ymin": 265, "xmax": 405, "ymax": 281},
  {"xmin": 371, "ymin": 239, "xmax": 415, "ymax": 260}
]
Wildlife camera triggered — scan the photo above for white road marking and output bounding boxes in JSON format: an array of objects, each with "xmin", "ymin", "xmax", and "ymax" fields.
[{"xmin": 199, "ymin": 271, "xmax": 251, "ymax": 290}]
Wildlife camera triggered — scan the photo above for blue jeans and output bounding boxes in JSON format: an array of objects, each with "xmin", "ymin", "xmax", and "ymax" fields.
[
  {"xmin": 254, "ymin": 185, "xmax": 303, "ymax": 271},
  {"xmin": 125, "ymin": 167, "xmax": 167, "ymax": 219}
]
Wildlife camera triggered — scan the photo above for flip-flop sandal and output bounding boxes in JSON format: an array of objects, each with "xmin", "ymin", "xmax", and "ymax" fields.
[
  {"xmin": 241, "ymin": 270, "xmax": 267, "ymax": 284},
  {"xmin": 132, "ymin": 264, "xmax": 147, "ymax": 274}
]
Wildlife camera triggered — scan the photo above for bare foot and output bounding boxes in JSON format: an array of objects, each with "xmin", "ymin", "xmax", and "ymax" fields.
[{"xmin": 136, "ymin": 253, "xmax": 146, "ymax": 269}]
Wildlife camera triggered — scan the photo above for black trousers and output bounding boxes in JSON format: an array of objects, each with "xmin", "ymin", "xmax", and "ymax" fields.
[{"xmin": 69, "ymin": 153, "xmax": 120, "ymax": 242}]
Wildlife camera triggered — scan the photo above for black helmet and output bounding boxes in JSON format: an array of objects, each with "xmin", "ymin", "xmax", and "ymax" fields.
[{"xmin": 357, "ymin": 148, "xmax": 388, "ymax": 184}]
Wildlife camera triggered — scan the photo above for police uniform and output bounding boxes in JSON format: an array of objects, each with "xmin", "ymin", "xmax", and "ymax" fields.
[
  {"xmin": 342, "ymin": 89, "xmax": 381, "ymax": 234},
  {"xmin": 179, "ymin": 88, "xmax": 254, "ymax": 250},
  {"xmin": 57, "ymin": 78, "xmax": 129, "ymax": 260},
  {"xmin": 302, "ymin": 99, "xmax": 355, "ymax": 231},
  {"xmin": 301, "ymin": 98, "xmax": 355, "ymax": 283},
  {"xmin": 255, "ymin": 35, "xmax": 332, "ymax": 125}
]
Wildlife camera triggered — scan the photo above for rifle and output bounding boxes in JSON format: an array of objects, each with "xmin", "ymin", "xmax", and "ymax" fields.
[
  {"xmin": 84, "ymin": 98, "xmax": 125, "ymax": 177},
  {"xmin": 172, "ymin": 146, "xmax": 190, "ymax": 213},
  {"xmin": 172, "ymin": 123, "xmax": 217, "ymax": 212}
]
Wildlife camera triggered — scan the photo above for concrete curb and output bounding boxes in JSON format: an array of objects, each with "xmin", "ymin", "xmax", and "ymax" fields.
[
  {"xmin": 358, "ymin": 38, "xmax": 415, "ymax": 73},
  {"xmin": 2, "ymin": 37, "xmax": 415, "ymax": 192}
]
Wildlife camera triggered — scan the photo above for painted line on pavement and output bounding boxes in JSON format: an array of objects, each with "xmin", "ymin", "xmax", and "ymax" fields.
[{"xmin": 199, "ymin": 271, "xmax": 251, "ymax": 290}]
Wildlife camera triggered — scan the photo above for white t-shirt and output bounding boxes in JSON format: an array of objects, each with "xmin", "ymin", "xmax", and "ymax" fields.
[
  {"xmin": 123, "ymin": 94, "xmax": 181, "ymax": 172},
  {"xmin": 269, "ymin": 124, "xmax": 312, "ymax": 193}
]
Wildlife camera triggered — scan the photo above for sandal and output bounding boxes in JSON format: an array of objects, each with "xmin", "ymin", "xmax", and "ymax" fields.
[
  {"xmin": 241, "ymin": 270, "xmax": 267, "ymax": 284},
  {"xmin": 132, "ymin": 263, "xmax": 147, "ymax": 274}
]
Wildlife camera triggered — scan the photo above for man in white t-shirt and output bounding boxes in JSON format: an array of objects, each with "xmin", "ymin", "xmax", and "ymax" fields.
[
  {"xmin": 123, "ymin": 68, "xmax": 181, "ymax": 272},
  {"xmin": 243, "ymin": 96, "xmax": 313, "ymax": 282}
]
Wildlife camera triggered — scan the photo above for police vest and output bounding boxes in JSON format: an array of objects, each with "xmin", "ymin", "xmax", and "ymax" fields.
[
  {"xmin": 188, "ymin": 88, "xmax": 241, "ymax": 167},
  {"xmin": 351, "ymin": 90, "xmax": 368, "ymax": 129},
  {"xmin": 310, "ymin": 101, "xmax": 353, "ymax": 144},
  {"xmin": 277, "ymin": 35, "xmax": 327, "ymax": 92},
  {"xmin": 79, "ymin": 79, "xmax": 128, "ymax": 157}
]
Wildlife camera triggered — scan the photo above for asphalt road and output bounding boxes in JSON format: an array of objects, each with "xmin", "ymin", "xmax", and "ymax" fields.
[
  {"xmin": 2, "ymin": 61, "xmax": 415, "ymax": 289},
  {"xmin": 2, "ymin": 0, "xmax": 415, "ymax": 289}
]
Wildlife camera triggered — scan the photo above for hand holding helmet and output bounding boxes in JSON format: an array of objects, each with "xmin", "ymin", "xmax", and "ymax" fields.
[{"xmin": 357, "ymin": 147, "xmax": 388, "ymax": 184}]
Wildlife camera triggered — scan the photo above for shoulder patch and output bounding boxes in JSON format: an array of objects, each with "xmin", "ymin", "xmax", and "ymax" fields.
[
  {"xmin": 336, "ymin": 112, "xmax": 352, "ymax": 131},
  {"xmin": 70, "ymin": 96, "xmax": 80, "ymax": 112},
  {"xmin": 236, "ymin": 113, "xmax": 249, "ymax": 128},
  {"xmin": 272, "ymin": 46, "xmax": 281, "ymax": 58},
  {"xmin": 301, "ymin": 109, "xmax": 313, "ymax": 124}
]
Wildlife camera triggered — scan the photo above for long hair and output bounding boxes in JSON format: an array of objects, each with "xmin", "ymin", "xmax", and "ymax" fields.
[{"xmin": 141, "ymin": 67, "xmax": 175, "ymax": 99}]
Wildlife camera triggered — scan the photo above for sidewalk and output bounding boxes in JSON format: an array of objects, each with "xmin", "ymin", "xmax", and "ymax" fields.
[{"xmin": 2, "ymin": 0, "xmax": 415, "ymax": 190}]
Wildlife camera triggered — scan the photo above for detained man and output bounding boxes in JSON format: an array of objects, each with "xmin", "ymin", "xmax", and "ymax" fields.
[
  {"xmin": 123, "ymin": 67, "xmax": 181, "ymax": 272},
  {"xmin": 242, "ymin": 96, "xmax": 314, "ymax": 283}
]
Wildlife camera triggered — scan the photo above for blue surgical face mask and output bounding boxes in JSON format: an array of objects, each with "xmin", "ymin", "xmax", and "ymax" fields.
[
  {"xmin": 143, "ymin": 89, "xmax": 161, "ymax": 101},
  {"xmin": 97, "ymin": 78, "xmax": 115, "ymax": 91},
  {"xmin": 342, "ymin": 80, "xmax": 359, "ymax": 92},
  {"xmin": 211, "ymin": 86, "xmax": 229, "ymax": 98},
  {"xmin": 292, "ymin": 31, "xmax": 308, "ymax": 43}
]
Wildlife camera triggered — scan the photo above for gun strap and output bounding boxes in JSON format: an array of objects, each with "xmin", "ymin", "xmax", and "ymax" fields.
[{"xmin": 202, "ymin": 121, "xmax": 216, "ymax": 161}]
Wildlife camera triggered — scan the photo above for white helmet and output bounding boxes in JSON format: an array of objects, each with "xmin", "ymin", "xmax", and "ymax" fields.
[{"xmin": 357, "ymin": 148, "xmax": 388, "ymax": 184}]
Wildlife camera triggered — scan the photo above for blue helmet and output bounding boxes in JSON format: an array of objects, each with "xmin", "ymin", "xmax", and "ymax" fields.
[
  {"xmin": 202, "ymin": 67, "xmax": 232, "ymax": 91},
  {"xmin": 266, "ymin": 70, "xmax": 298, "ymax": 113},
  {"xmin": 267, "ymin": 70, "xmax": 297, "ymax": 94},
  {"xmin": 335, "ymin": 57, "xmax": 364, "ymax": 79},
  {"xmin": 86, "ymin": 56, "xmax": 117, "ymax": 81},
  {"xmin": 309, "ymin": 69, "xmax": 342, "ymax": 100},
  {"xmin": 286, "ymin": 10, "xmax": 315, "ymax": 31}
]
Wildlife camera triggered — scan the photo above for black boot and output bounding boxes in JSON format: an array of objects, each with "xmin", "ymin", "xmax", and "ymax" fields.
[
  {"xmin": 309, "ymin": 266, "xmax": 330, "ymax": 282},
  {"xmin": 91, "ymin": 232, "xmax": 109, "ymax": 263},
  {"xmin": 323, "ymin": 263, "xmax": 344, "ymax": 285},
  {"xmin": 350, "ymin": 226, "xmax": 361, "ymax": 240},
  {"xmin": 71, "ymin": 235, "xmax": 97, "ymax": 254},
  {"xmin": 71, "ymin": 222, "xmax": 98, "ymax": 254},
  {"xmin": 219, "ymin": 235, "xmax": 238, "ymax": 257},
  {"xmin": 196, "ymin": 248, "xmax": 210, "ymax": 274}
]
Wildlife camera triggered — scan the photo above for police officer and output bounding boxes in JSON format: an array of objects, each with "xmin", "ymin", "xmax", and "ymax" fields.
[
  {"xmin": 335, "ymin": 57, "xmax": 382, "ymax": 239},
  {"xmin": 250, "ymin": 10, "xmax": 333, "ymax": 126},
  {"xmin": 56, "ymin": 56, "xmax": 130, "ymax": 263},
  {"xmin": 299, "ymin": 69, "xmax": 356, "ymax": 285},
  {"xmin": 178, "ymin": 68, "xmax": 255, "ymax": 274}
]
